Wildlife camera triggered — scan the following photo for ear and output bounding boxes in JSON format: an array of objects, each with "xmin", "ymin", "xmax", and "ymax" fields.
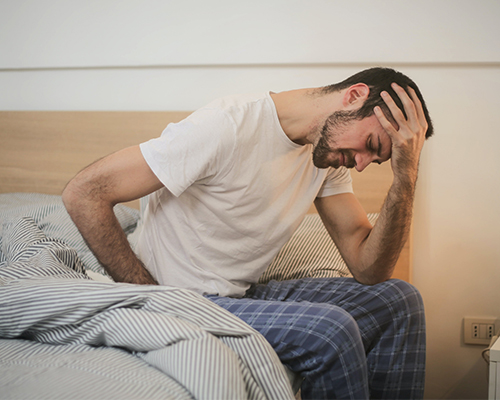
[{"xmin": 342, "ymin": 83, "xmax": 370, "ymax": 108}]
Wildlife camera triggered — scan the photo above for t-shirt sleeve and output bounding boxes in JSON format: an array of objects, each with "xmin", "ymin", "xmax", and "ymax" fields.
[
  {"xmin": 140, "ymin": 108, "xmax": 235, "ymax": 197},
  {"xmin": 316, "ymin": 166, "xmax": 353, "ymax": 198}
]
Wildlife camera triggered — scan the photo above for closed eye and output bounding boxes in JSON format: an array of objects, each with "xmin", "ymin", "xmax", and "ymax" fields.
[
  {"xmin": 367, "ymin": 135, "xmax": 382, "ymax": 157},
  {"xmin": 367, "ymin": 135, "xmax": 375, "ymax": 153},
  {"xmin": 368, "ymin": 134, "xmax": 384, "ymax": 165}
]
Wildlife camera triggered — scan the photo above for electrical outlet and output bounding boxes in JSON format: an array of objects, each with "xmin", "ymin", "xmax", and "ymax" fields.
[
  {"xmin": 488, "ymin": 324, "xmax": 495, "ymax": 338},
  {"xmin": 464, "ymin": 317, "xmax": 498, "ymax": 345}
]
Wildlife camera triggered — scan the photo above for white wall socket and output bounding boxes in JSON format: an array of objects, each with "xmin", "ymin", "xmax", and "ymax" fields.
[{"xmin": 463, "ymin": 317, "xmax": 498, "ymax": 345}]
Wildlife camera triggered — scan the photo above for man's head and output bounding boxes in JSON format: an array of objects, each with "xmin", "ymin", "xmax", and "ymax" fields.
[
  {"xmin": 322, "ymin": 67, "xmax": 434, "ymax": 139},
  {"xmin": 312, "ymin": 67, "xmax": 433, "ymax": 171}
]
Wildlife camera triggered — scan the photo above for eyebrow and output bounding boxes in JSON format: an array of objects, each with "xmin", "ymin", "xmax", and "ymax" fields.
[{"xmin": 377, "ymin": 135, "xmax": 382, "ymax": 158}]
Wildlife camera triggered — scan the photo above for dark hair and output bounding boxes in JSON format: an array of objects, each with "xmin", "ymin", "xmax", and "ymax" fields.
[{"xmin": 322, "ymin": 67, "xmax": 434, "ymax": 138}]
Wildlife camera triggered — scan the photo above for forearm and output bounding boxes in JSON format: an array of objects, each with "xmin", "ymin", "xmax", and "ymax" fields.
[
  {"xmin": 355, "ymin": 173, "xmax": 416, "ymax": 284},
  {"xmin": 63, "ymin": 186, "xmax": 158, "ymax": 285}
]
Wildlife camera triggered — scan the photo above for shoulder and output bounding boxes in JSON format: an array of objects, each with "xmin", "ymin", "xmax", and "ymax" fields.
[
  {"xmin": 178, "ymin": 92, "xmax": 274, "ymax": 142},
  {"xmin": 201, "ymin": 92, "xmax": 273, "ymax": 124},
  {"xmin": 204, "ymin": 92, "xmax": 272, "ymax": 111}
]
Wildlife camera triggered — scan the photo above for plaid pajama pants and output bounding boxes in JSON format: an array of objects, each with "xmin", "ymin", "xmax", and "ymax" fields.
[{"xmin": 207, "ymin": 278, "xmax": 425, "ymax": 400}]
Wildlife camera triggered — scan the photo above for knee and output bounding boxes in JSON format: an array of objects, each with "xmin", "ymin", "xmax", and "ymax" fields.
[
  {"xmin": 277, "ymin": 305, "xmax": 366, "ymax": 393},
  {"xmin": 379, "ymin": 279, "xmax": 425, "ymax": 319},
  {"xmin": 303, "ymin": 305, "xmax": 363, "ymax": 351},
  {"xmin": 390, "ymin": 279, "xmax": 423, "ymax": 306},
  {"xmin": 294, "ymin": 307, "xmax": 366, "ymax": 379},
  {"xmin": 269, "ymin": 304, "xmax": 361, "ymax": 352}
]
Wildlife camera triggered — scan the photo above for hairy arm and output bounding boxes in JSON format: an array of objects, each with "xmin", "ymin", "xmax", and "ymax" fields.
[
  {"xmin": 316, "ymin": 84, "xmax": 427, "ymax": 284},
  {"xmin": 62, "ymin": 145, "xmax": 163, "ymax": 284}
]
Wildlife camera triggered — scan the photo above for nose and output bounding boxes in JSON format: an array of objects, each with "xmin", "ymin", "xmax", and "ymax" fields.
[{"xmin": 354, "ymin": 153, "xmax": 373, "ymax": 172}]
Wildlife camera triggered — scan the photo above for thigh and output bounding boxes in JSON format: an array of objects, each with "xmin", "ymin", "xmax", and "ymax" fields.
[
  {"xmin": 248, "ymin": 278, "xmax": 425, "ymax": 348},
  {"xmin": 248, "ymin": 277, "xmax": 402, "ymax": 302},
  {"xmin": 248, "ymin": 277, "xmax": 423, "ymax": 318},
  {"xmin": 206, "ymin": 294, "xmax": 363, "ymax": 366}
]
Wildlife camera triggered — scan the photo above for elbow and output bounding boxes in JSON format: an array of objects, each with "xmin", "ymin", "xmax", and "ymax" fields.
[
  {"xmin": 350, "ymin": 263, "xmax": 394, "ymax": 286},
  {"xmin": 62, "ymin": 173, "xmax": 99, "ymax": 217},
  {"xmin": 348, "ymin": 248, "xmax": 398, "ymax": 285},
  {"xmin": 62, "ymin": 178, "xmax": 80, "ymax": 216},
  {"xmin": 62, "ymin": 177, "xmax": 95, "ymax": 224},
  {"xmin": 62, "ymin": 171, "xmax": 115, "ymax": 220},
  {"xmin": 354, "ymin": 274, "xmax": 389, "ymax": 286}
]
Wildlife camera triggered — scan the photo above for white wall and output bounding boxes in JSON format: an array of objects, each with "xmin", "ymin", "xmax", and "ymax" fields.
[
  {"xmin": 1, "ymin": 0, "xmax": 498, "ymax": 69},
  {"xmin": 2, "ymin": 1, "xmax": 500, "ymax": 398},
  {"xmin": 412, "ymin": 66, "xmax": 500, "ymax": 398}
]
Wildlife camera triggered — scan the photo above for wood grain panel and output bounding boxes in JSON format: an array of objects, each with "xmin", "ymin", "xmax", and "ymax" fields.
[{"xmin": 0, "ymin": 111, "xmax": 190, "ymax": 208}]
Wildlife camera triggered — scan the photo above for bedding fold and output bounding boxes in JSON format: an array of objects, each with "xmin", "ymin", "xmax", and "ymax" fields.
[{"xmin": 0, "ymin": 216, "xmax": 294, "ymax": 400}]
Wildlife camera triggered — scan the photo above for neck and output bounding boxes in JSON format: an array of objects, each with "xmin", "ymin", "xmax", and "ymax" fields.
[{"xmin": 270, "ymin": 88, "xmax": 342, "ymax": 145}]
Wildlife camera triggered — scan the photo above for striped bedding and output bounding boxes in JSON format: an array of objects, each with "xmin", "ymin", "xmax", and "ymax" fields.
[
  {"xmin": 259, "ymin": 213, "xmax": 377, "ymax": 284},
  {"xmin": 0, "ymin": 193, "xmax": 294, "ymax": 399}
]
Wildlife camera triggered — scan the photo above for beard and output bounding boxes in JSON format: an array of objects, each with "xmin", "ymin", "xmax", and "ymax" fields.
[{"xmin": 312, "ymin": 110, "xmax": 358, "ymax": 169}]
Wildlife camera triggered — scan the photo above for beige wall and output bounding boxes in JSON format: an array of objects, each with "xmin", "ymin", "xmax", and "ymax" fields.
[
  {"xmin": 1, "ymin": 1, "xmax": 500, "ymax": 398},
  {"xmin": 412, "ymin": 66, "xmax": 500, "ymax": 398}
]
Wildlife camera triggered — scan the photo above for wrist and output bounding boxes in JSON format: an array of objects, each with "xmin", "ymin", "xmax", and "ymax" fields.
[{"xmin": 392, "ymin": 159, "xmax": 419, "ymax": 188}]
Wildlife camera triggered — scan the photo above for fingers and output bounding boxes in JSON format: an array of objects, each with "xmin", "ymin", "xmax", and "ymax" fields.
[
  {"xmin": 377, "ymin": 83, "xmax": 427, "ymax": 139},
  {"xmin": 373, "ymin": 105, "xmax": 398, "ymax": 139},
  {"xmin": 383, "ymin": 85, "xmax": 411, "ymax": 126},
  {"xmin": 406, "ymin": 86, "xmax": 428, "ymax": 132},
  {"xmin": 374, "ymin": 83, "xmax": 427, "ymax": 178}
]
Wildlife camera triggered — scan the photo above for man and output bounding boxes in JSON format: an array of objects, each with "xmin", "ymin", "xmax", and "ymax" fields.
[{"xmin": 63, "ymin": 67, "xmax": 433, "ymax": 399}]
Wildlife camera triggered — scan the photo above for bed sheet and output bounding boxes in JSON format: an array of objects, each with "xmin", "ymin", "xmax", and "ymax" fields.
[{"xmin": 0, "ymin": 193, "xmax": 294, "ymax": 399}]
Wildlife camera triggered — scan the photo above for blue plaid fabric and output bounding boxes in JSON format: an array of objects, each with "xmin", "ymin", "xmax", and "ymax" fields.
[{"xmin": 207, "ymin": 278, "xmax": 425, "ymax": 400}]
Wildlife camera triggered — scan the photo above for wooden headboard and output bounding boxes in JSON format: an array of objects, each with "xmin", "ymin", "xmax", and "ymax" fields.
[{"xmin": 0, "ymin": 111, "xmax": 411, "ymax": 282}]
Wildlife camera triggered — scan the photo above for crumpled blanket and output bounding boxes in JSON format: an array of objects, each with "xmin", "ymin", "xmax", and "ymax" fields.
[{"xmin": 0, "ymin": 216, "xmax": 294, "ymax": 400}]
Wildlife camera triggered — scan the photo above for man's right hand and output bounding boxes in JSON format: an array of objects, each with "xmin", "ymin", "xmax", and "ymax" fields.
[{"xmin": 374, "ymin": 83, "xmax": 428, "ymax": 186}]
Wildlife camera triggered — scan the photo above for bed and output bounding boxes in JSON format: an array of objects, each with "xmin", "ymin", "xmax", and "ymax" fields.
[{"xmin": 0, "ymin": 111, "xmax": 411, "ymax": 399}]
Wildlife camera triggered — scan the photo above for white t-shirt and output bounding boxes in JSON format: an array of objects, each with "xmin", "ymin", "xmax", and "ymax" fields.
[{"xmin": 136, "ymin": 92, "xmax": 352, "ymax": 297}]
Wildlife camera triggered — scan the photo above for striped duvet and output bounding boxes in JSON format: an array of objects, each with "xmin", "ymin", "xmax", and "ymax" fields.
[{"xmin": 0, "ymin": 194, "xmax": 293, "ymax": 399}]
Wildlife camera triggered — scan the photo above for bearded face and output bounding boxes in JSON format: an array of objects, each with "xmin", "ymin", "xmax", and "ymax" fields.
[{"xmin": 312, "ymin": 110, "xmax": 359, "ymax": 169}]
